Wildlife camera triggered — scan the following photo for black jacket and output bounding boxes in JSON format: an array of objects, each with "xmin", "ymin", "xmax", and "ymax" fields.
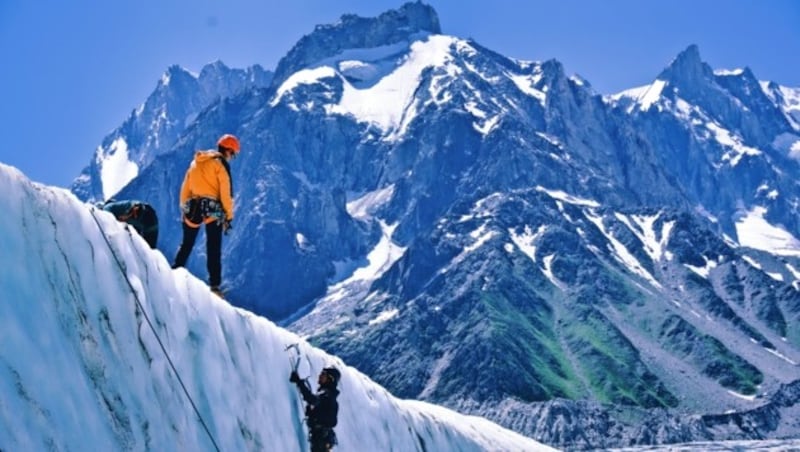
[{"xmin": 295, "ymin": 381, "xmax": 339, "ymax": 429}]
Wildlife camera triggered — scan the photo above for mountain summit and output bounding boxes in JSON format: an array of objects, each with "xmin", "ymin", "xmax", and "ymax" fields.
[
  {"xmin": 658, "ymin": 44, "xmax": 715, "ymax": 88},
  {"xmin": 271, "ymin": 1, "xmax": 441, "ymax": 86}
]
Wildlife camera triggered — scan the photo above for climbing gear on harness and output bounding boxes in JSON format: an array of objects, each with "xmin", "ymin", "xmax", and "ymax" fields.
[
  {"xmin": 183, "ymin": 197, "xmax": 224, "ymax": 228},
  {"xmin": 89, "ymin": 207, "xmax": 221, "ymax": 452}
]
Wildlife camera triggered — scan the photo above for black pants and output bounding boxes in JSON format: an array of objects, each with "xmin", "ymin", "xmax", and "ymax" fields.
[
  {"xmin": 173, "ymin": 221, "xmax": 222, "ymax": 287},
  {"xmin": 138, "ymin": 205, "xmax": 159, "ymax": 249},
  {"xmin": 309, "ymin": 427, "xmax": 336, "ymax": 452}
]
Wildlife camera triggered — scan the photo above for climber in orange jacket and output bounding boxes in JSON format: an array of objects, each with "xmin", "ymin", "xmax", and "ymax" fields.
[{"xmin": 172, "ymin": 134, "xmax": 240, "ymax": 297}]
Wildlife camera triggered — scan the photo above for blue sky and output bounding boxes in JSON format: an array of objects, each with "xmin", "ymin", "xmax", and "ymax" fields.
[{"xmin": 1, "ymin": 0, "xmax": 798, "ymax": 188}]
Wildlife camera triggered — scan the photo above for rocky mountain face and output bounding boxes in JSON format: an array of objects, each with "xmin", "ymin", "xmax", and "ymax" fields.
[
  {"xmin": 270, "ymin": 1, "xmax": 441, "ymax": 87},
  {"xmin": 77, "ymin": 2, "xmax": 800, "ymax": 449},
  {"xmin": 610, "ymin": 44, "xmax": 800, "ymax": 238},
  {"xmin": 71, "ymin": 61, "xmax": 272, "ymax": 202}
]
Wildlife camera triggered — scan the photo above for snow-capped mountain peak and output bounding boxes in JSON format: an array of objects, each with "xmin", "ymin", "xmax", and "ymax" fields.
[
  {"xmin": 268, "ymin": 29, "xmax": 577, "ymax": 144},
  {"xmin": 658, "ymin": 44, "xmax": 715, "ymax": 87},
  {"xmin": 271, "ymin": 34, "xmax": 462, "ymax": 139},
  {"xmin": 71, "ymin": 61, "xmax": 272, "ymax": 202},
  {"xmin": 271, "ymin": 1, "xmax": 441, "ymax": 88}
]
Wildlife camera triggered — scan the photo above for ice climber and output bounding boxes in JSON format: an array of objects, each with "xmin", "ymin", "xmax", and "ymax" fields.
[
  {"xmin": 290, "ymin": 366, "xmax": 341, "ymax": 452},
  {"xmin": 172, "ymin": 133, "xmax": 239, "ymax": 297}
]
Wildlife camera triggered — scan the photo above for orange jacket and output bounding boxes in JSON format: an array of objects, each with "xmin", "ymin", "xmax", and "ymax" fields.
[{"xmin": 179, "ymin": 150, "xmax": 234, "ymax": 222}]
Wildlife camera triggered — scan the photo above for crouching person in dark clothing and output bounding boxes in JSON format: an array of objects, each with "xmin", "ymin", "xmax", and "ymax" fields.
[
  {"xmin": 290, "ymin": 366, "xmax": 340, "ymax": 451},
  {"xmin": 102, "ymin": 199, "xmax": 159, "ymax": 249}
]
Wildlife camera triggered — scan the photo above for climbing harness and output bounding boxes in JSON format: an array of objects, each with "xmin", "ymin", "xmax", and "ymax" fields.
[
  {"xmin": 89, "ymin": 207, "xmax": 221, "ymax": 452},
  {"xmin": 183, "ymin": 197, "xmax": 223, "ymax": 228}
]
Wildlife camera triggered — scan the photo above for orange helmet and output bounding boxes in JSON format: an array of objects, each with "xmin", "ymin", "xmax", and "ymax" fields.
[{"xmin": 217, "ymin": 134, "xmax": 240, "ymax": 153}]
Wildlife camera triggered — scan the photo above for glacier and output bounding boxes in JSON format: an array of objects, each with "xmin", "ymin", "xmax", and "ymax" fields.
[{"xmin": 0, "ymin": 162, "xmax": 551, "ymax": 451}]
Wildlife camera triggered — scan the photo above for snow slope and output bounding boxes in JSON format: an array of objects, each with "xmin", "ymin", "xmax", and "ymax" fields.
[{"xmin": 0, "ymin": 163, "xmax": 551, "ymax": 451}]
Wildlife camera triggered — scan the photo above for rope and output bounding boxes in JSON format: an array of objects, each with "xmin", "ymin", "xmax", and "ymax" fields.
[{"xmin": 89, "ymin": 208, "xmax": 221, "ymax": 452}]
